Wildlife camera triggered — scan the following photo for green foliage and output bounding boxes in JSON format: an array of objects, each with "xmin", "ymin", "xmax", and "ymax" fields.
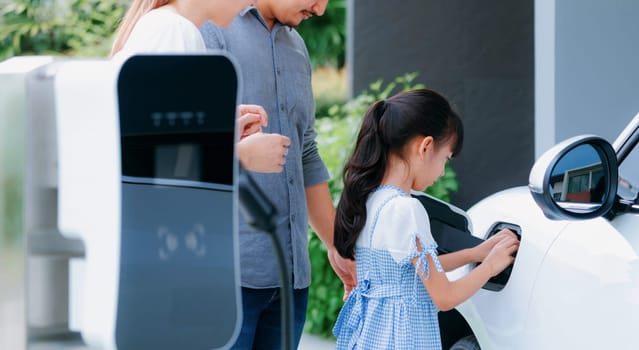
[
  {"xmin": 305, "ymin": 73, "xmax": 460, "ymax": 337},
  {"xmin": 305, "ymin": 229, "xmax": 345, "ymax": 337},
  {"xmin": 297, "ymin": 0, "xmax": 346, "ymax": 69},
  {"xmin": 0, "ymin": 0, "xmax": 346, "ymax": 63},
  {"xmin": 0, "ymin": 0, "xmax": 126, "ymax": 59}
]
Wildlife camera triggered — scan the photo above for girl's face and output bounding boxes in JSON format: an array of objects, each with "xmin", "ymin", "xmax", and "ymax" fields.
[{"xmin": 410, "ymin": 136, "xmax": 454, "ymax": 191}]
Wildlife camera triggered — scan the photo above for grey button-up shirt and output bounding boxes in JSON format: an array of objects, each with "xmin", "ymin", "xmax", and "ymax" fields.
[{"xmin": 200, "ymin": 8, "xmax": 329, "ymax": 289}]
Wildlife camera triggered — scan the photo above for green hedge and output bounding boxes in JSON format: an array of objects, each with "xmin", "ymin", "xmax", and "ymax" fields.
[
  {"xmin": 305, "ymin": 73, "xmax": 460, "ymax": 337},
  {"xmin": 0, "ymin": 0, "xmax": 125, "ymax": 59},
  {"xmin": 1, "ymin": 0, "xmax": 346, "ymax": 66},
  {"xmin": 296, "ymin": 0, "xmax": 346, "ymax": 69}
]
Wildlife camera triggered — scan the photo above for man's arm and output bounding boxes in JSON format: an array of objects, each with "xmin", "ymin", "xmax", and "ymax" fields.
[
  {"xmin": 306, "ymin": 182, "xmax": 357, "ymax": 300},
  {"xmin": 305, "ymin": 182, "xmax": 334, "ymax": 246}
]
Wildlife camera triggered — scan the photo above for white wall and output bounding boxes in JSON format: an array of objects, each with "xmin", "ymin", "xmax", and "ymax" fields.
[{"xmin": 535, "ymin": 0, "xmax": 639, "ymax": 157}]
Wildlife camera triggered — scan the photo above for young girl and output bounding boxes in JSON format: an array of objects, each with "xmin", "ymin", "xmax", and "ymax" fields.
[
  {"xmin": 333, "ymin": 89, "xmax": 519, "ymax": 349},
  {"xmin": 110, "ymin": 0, "xmax": 291, "ymax": 173}
]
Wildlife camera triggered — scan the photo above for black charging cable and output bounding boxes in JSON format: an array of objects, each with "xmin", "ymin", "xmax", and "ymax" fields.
[{"xmin": 237, "ymin": 167, "xmax": 293, "ymax": 350}]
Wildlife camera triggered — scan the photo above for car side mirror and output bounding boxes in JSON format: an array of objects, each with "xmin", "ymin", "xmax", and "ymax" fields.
[{"xmin": 529, "ymin": 135, "xmax": 618, "ymax": 220}]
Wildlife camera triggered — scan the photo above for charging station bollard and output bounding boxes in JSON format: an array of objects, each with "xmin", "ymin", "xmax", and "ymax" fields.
[{"xmin": 18, "ymin": 54, "xmax": 242, "ymax": 349}]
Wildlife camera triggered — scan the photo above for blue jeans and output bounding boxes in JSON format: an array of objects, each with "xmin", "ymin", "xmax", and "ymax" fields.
[{"xmin": 230, "ymin": 287, "xmax": 308, "ymax": 350}]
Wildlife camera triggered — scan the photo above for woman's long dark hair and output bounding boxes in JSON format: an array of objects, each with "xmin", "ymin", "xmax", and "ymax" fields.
[{"xmin": 334, "ymin": 89, "xmax": 464, "ymax": 260}]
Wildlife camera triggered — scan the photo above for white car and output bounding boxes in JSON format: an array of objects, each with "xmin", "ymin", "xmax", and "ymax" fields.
[{"xmin": 413, "ymin": 112, "xmax": 639, "ymax": 349}]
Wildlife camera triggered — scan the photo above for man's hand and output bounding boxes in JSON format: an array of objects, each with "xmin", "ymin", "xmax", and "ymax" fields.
[
  {"xmin": 327, "ymin": 248, "xmax": 357, "ymax": 301},
  {"xmin": 238, "ymin": 132, "xmax": 291, "ymax": 173}
]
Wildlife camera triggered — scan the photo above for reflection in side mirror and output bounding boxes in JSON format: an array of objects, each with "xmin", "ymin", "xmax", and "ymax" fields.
[
  {"xmin": 548, "ymin": 144, "xmax": 606, "ymax": 212},
  {"xmin": 529, "ymin": 135, "xmax": 618, "ymax": 220}
]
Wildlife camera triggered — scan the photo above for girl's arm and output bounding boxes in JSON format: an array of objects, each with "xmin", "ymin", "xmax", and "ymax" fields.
[
  {"xmin": 417, "ymin": 235, "xmax": 518, "ymax": 311},
  {"xmin": 438, "ymin": 248, "xmax": 479, "ymax": 272}
]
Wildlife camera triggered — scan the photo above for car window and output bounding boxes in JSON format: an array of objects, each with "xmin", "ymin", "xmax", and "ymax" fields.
[{"xmin": 619, "ymin": 144, "xmax": 639, "ymax": 200}]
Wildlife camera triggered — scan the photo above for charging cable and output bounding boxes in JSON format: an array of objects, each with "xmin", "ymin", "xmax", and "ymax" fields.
[{"xmin": 238, "ymin": 168, "xmax": 293, "ymax": 350}]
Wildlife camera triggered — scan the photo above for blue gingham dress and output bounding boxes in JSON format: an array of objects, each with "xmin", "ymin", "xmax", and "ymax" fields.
[{"xmin": 333, "ymin": 185, "xmax": 444, "ymax": 349}]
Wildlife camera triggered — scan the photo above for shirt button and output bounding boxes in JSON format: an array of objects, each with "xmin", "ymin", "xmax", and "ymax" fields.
[
  {"xmin": 291, "ymin": 214, "xmax": 296, "ymax": 222},
  {"xmin": 276, "ymin": 68, "xmax": 281, "ymax": 75},
  {"xmin": 280, "ymin": 103, "xmax": 285, "ymax": 111},
  {"xmin": 288, "ymin": 177, "xmax": 294, "ymax": 184}
]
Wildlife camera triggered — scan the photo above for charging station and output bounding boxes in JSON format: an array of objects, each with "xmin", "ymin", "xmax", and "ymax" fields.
[
  {"xmin": 9, "ymin": 53, "xmax": 243, "ymax": 349},
  {"xmin": 114, "ymin": 55, "xmax": 241, "ymax": 349}
]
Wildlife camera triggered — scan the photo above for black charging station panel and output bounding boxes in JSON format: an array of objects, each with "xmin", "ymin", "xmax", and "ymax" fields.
[{"xmin": 116, "ymin": 55, "xmax": 239, "ymax": 349}]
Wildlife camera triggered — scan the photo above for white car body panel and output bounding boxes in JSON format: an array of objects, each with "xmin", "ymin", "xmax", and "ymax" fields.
[
  {"xmin": 455, "ymin": 186, "xmax": 639, "ymax": 349},
  {"xmin": 525, "ymin": 214, "xmax": 639, "ymax": 349}
]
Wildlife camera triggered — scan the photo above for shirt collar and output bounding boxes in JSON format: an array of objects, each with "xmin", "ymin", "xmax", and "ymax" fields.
[{"xmin": 239, "ymin": 6, "xmax": 255, "ymax": 17}]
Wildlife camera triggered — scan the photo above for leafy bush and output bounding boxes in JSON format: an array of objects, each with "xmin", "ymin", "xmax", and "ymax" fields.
[
  {"xmin": 0, "ymin": 0, "xmax": 125, "ymax": 59},
  {"xmin": 297, "ymin": 0, "xmax": 346, "ymax": 69},
  {"xmin": 313, "ymin": 67, "xmax": 347, "ymax": 121},
  {"xmin": 305, "ymin": 73, "xmax": 460, "ymax": 337}
]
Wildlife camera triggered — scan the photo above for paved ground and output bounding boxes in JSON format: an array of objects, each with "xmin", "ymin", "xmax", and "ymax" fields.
[{"xmin": 299, "ymin": 332, "xmax": 335, "ymax": 350}]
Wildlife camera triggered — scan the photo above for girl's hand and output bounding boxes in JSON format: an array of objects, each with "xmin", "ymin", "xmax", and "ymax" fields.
[
  {"xmin": 473, "ymin": 229, "xmax": 518, "ymax": 262},
  {"xmin": 483, "ymin": 235, "xmax": 519, "ymax": 277},
  {"xmin": 238, "ymin": 104, "xmax": 268, "ymax": 140}
]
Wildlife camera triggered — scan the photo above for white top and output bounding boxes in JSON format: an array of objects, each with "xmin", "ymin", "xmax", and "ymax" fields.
[
  {"xmin": 113, "ymin": 7, "xmax": 206, "ymax": 61},
  {"xmin": 356, "ymin": 186, "xmax": 436, "ymax": 263}
]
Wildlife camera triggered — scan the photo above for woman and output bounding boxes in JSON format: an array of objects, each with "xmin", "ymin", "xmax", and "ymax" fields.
[{"xmin": 111, "ymin": 0, "xmax": 249, "ymax": 57}]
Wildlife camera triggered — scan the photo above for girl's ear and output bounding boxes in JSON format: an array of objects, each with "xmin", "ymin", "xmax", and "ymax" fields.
[{"xmin": 418, "ymin": 136, "xmax": 434, "ymax": 157}]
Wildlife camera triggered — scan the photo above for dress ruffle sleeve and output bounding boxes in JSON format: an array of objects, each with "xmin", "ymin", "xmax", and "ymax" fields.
[{"xmin": 406, "ymin": 235, "xmax": 443, "ymax": 280}]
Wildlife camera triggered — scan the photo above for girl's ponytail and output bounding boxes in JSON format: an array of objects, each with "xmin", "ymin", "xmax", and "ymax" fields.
[{"xmin": 334, "ymin": 100, "xmax": 389, "ymax": 260}]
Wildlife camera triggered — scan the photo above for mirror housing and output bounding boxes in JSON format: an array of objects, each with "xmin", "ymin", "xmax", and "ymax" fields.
[{"xmin": 529, "ymin": 135, "xmax": 618, "ymax": 220}]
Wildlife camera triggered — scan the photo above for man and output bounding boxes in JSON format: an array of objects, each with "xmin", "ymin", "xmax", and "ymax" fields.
[{"xmin": 200, "ymin": 1, "xmax": 355, "ymax": 348}]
